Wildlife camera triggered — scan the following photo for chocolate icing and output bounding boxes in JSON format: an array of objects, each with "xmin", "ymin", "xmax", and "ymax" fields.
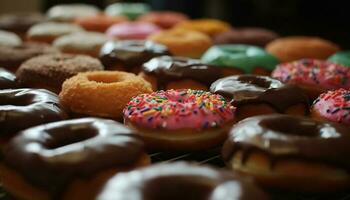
[
  {"xmin": 222, "ymin": 114, "xmax": 350, "ymax": 171},
  {"xmin": 96, "ymin": 162, "xmax": 268, "ymax": 200},
  {"xmin": 0, "ymin": 88, "xmax": 67, "ymax": 135},
  {"xmin": 99, "ymin": 40, "xmax": 170, "ymax": 70},
  {"xmin": 210, "ymin": 75, "xmax": 309, "ymax": 114},
  {"xmin": 2, "ymin": 118, "xmax": 145, "ymax": 198},
  {"xmin": 0, "ymin": 68, "xmax": 17, "ymax": 89},
  {"xmin": 143, "ymin": 56, "xmax": 223, "ymax": 89}
]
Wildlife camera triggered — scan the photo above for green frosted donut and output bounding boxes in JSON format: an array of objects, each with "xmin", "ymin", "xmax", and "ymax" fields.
[
  {"xmin": 201, "ymin": 44, "xmax": 279, "ymax": 73},
  {"xmin": 328, "ymin": 51, "xmax": 350, "ymax": 67},
  {"xmin": 105, "ymin": 3, "xmax": 150, "ymax": 20}
]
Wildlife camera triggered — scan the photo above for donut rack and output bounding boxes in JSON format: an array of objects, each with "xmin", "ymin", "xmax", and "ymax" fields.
[{"xmin": 1, "ymin": 148, "xmax": 350, "ymax": 200}]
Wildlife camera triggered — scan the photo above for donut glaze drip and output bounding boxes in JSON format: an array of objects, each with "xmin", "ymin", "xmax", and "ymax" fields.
[
  {"xmin": 99, "ymin": 40, "xmax": 170, "ymax": 70},
  {"xmin": 123, "ymin": 89, "xmax": 235, "ymax": 130},
  {"xmin": 272, "ymin": 59, "xmax": 350, "ymax": 89},
  {"xmin": 312, "ymin": 89, "xmax": 350, "ymax": 124},
  {"xmin": 0, "ymin": 89, "xmax": 67, "ymax": 135},
  {"xmin": 97, "ymin": 162, "xmax": 269, "ymax": 200},
  {"xmin": 142, "ymin": 56, "xmax": 223, "ymax": 89},
  {"xmin": 0, "ymin": 68, "xmax": 17, "ymax": 89},
  {"xmin": 210, "ymin": 75, "xmax": 309, "ymax": 113},
  {"xmin": 2, "ymin": 118, "xmax": 145, "ymax": 197},
  {"xmin": 222, "ymin": 114, "xmax": 350, "ymax": 170}
]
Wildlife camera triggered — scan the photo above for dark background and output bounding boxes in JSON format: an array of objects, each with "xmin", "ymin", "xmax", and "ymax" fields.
[{"xmin": 43, "ymin": 0, "xmax": 349, "ymax": 48}]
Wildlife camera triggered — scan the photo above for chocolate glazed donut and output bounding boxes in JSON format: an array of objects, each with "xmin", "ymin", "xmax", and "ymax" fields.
[
  {"xmin": 140, "ymin": 56, "xmax": 224, "ymax": 90},
  {"xmin": 0, "ymin": 118, "xmax": 150, "ymax": 200},
  {"xmin": 0, "ymin": 89, "xmax": 67, "ymax": 137},
  {"xmin": 222, "ymin": 114, "xmax": 350, "ymax": 192},
  {"xmin": 99, "ymin": 40, "xmax": 170, "ymax": 73},
  {"xmin": 210, "ymin": 75, "xmax": 309, "ymax": 120},
  {"xmin": 0, "ymin": 68, "xmax": 17, "ymax": 89},
  {"xmin": 96, "ymin": 162, "xmax": 269, "ymax": 200}
]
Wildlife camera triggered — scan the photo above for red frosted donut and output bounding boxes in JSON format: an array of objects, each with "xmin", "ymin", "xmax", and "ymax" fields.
[
  {"xmin": 311, "ymin": 89, "xmax": 350, "ymax": 125},
  {"xmin": 123, "ymin": 89, "xmax": 236, "ymax": 151},
  {"xmin": 272, "ymin": 59, "xmax": 350, "ymax": 100},
  {"xmin": 138, "ymin": 11, "xmax": 189, "ymax": 29}
]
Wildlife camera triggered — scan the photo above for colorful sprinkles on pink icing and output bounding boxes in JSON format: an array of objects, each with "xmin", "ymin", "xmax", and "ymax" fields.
[
  {"xmin": 312, "ymin": 88, "xmax": 350, "ymax": 124},
  {"xmin": 272, "ymin": 59, "xmax": 350, "ymax": 89},
  {"xmin": 123, "ymin": 89, "xmax": 235, "ymax": 130}
]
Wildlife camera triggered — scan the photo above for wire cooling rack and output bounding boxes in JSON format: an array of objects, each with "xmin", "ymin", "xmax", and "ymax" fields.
[{"xmin": 1, "ymin": 147, "xmax": 350, "ymax": 200}]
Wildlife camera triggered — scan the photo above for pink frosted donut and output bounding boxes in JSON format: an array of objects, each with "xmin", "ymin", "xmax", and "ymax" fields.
[
  {"xmin": 123, "ymin": 89, "xmax": 236, "ymax": 150},
  {"xmin": 311, "ymin": 88, "xmax": 350, "ymax": 124},
  {"xmin": 272, "ymin": 59, "xmax": 350, "ymax": 99},
  {"xmin": 106, "ymin": 22, "xmax": 161, "ymax": 40}
]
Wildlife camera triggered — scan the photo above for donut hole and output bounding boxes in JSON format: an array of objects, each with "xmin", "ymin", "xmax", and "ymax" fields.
[
  {"xmin": 260, "ymin": 117, "xmax": 320, "ymax": 137},
  {"xmin": 45, "ymin": 126, "xmax": 98, "ymax": 149},
  {"xmin": 143, "ymin": 176, "xmax": 213, "ymax": 200},
  {"xmin": 87, "ymin": 73, "xmax": 124, "ymax": 83}
]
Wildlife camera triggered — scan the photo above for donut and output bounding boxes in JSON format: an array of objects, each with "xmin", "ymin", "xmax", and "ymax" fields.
[
  {"xmin": 139, "ymin": 56, "xmax": 225, "ymax": 91},
  {"xmin": 137, "ymin": 11, "xmax": 189, "ymax": 29},
  {"xmin": 0, "ymin": 30, "xmax": 22, "ymax": 47},
  {"xmin": 201, "ymin": 44, "xmax": 279, "ymax": 75},
  {"xmin": 174, "ymin": 19, "xmax": 232, "ymax": 37},
  {"xmin": 271, "ymin": 59, "xmax": 350, "ymax": 100},
  {"xmin": 266, "ymin": 36, "xmax": 340, "ymax": 62},
  {"xmin": 0, "ymin": 117, "xmax": 150, "ymax": 200},
  {"xmin": 74, "ymin": 14, "xmax": 129, "ymax": 32},
  {"xmin": 27, "ymin": 22, "xmax": 84, "ymax": 44},
  {"xmin": 60, "ymin": 71, "xmax": 152, "ymax": 120},
  {"xmin": 0, "ymin": 68, "xmax": 17, "ymax": 89},
  {"xmin": 0, "ymin": 88, "xmax": 67, "ymax": 143},
  {"xmin": 0, "ymin": 42, "xmax": 59, "ymax": 72},
  {"xmin": 123, "ymin": 89, "xmax": 236, "ymax": 151},
  {"xmin": 222, "ymin": 114, "xmax": 350, "ymax": 192},
  {"xmin": 311, "ymin": 89, "xmax": 350, "ymax": 125},
  {"xmin": 210, "ymin": 75, "xmax": 309, "ymax": 121},
  {"xmin": 0, "ymin": 13, "xmax": 45, "ymax": 38},
  {"xmin": 53, "ymin": 32, "xmax": 108, "ymax": 57},
  {"xmin": 148, "ymin": 29, "xmax": 212, "ymax": 58},
  {"xmin": 16, "ymin": 54, "xmax": 104, "ymax": 93},
  {"xmin": 213, "ymin": 27, "xmax": 279, "ymax": 47},
  {"xmin": 105, "ymin": 3, "xmax": 151, "ymax": 20},
  {"xmin": 96, "ymin": 162, "xmax": 269, "ymax": 200},
  {"xmin": 328, "ymin": 51, "xmax": 350, "ymax": 67},
  {"xmin": 46, "ymin": 4, "xmax": 100, "ymax": 22},
  {"xmin": 106, "ymin": 22, "xmax": 161, "ymax": 40},
  {"xmin": 99, "ymin": 40, "xmax": 170, "ymax": 73}
]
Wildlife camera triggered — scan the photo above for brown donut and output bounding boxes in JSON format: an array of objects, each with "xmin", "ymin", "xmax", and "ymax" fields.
[
  {"xmin": 0, "ymin": 68, "xmax": 18, "ymax": 89},
  {"xmin": 99, "ymin": 40, "xmax": 170, "ymax": 73},
  {"xmin": 0, "ymin": 42, "xmax": 59, "ymax": 72},
  {"xmin": 0, "ymin": 88, "xmax": 67, "ymax": 143},
  {"xmin": 0, "ymin": 118, "xmax": 150, "ymax": 200},
  {"xmin": 16, "ymin": 54, "xmax": 104, "ymax": 93},
  {"xmin": 139, "ymin": 56, "xmax": 226, "ymax": 91},
  {"xmin": 222, "ymin": 114, "xmax": 350, "ymax": 192},
  {"xmin": 210, "ymin": 75, "xmax": 309, "ymax": 121},
  {"xmin": 96, "ymin": 162, "xmax": 269, "ymax": 200}
]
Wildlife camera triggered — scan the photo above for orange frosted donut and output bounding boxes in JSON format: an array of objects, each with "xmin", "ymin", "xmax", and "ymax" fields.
[
  {"xmin": 148, "ymin": 29, "xmax": 212, "ymax": 58},
  {"xmin": 59, "ymin": 71, "xmax": 152, "ymax": 120},
  {"xmin": 174, "ymin": 19, "xmax": 232, "ymax": 37},
  {"xmin": 74, "ymin": 14, "xmax": 128, "ymax": 32}
]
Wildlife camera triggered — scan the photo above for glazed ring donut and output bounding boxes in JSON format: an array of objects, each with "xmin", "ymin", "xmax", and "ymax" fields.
[
  {"xmin": 272, "ymin": 59, "xmax": 350, "ymax": 100},
  {"xmin": 96, "ymin": 162, "xmax": 269, "ymax": 200},
  {"xmin": 148, "ymin": 29, "xmax": 212, "ymax": 58},
  {"xmin": 0, "ymin": 68, "xmax": 18, "ymax": 89},
  {"xmin": 0, "ymin": 118, "xmax": 150, "ymax": 200},
  {"xmin": 210, "ymin": 75, "xmax": 309, "ymax": 121},
  {"xmin": 311, "ymin": 88, "xmax": 350, "ymax": 125},
  {"xmin": 123, "ymin": 89, "xmax": 236, "ymax": 151},
  {"xmin": 0, "ymin": 88, "xmax": 67, "ymax": 140},
  {"xmin": 59, "ymin": 71, "xmax": 152, "ymax": 120},
  {"xmin": 222, "ymin": 114, "xmax": 350, "ymax": 192}
]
